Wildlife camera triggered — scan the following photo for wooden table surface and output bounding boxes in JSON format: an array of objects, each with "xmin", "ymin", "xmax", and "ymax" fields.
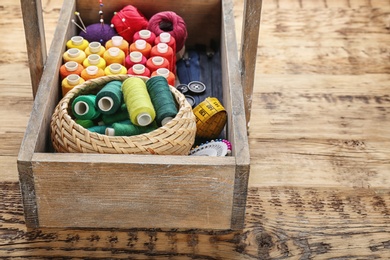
[{"xmin": 1, "ymin": 0, "xmax": 390, "ymax": 258}]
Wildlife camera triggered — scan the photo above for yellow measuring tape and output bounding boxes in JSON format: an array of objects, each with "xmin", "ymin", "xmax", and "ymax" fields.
[{"xmin": 193, "ymin": 97, "xmax": 227, "ymax": 139}]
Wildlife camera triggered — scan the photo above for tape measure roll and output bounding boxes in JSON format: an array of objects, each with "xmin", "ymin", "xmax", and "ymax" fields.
[{"xmin": 192, "ymin": 97, "xmax": 227, "ymax": 139}]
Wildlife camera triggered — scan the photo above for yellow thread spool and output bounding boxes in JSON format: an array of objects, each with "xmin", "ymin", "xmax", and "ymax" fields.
[
  {"xmin": 85, "ymin": 41, "xmax": 106, "ymax": 57},
  {"xmin": 192, "ymin": 97, "xmax": 227, "ymax": 139},
  {"xmin": 66, "ymin": 36, "xmax": 89, "ymax": 51}
]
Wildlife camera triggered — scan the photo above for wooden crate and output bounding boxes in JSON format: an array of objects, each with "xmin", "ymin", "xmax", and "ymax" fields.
[{"xmin": 18, "ymin": 0, "xmax": 261, "ymax": 230}]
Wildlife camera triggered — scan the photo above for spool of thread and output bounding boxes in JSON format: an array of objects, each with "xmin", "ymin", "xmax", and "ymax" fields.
[
  {"xmin": 85, "ymin": 41, "xmax": 106, "ymax": 57},
  {"xmin": 101, "ymin": 104, "xmax": 129, "ymax": 125},
  {"xmin": 192, "ymin": 97, "xmax": 227, "ymax": 139},
  {"xmin": 104, "ymin": 63, "xmax": 127, "ymax": 75},
  {"xmin": 105, "ymin": 36, "xmax": 129, "ymax": 56},
  {"xmin": 129, "ymin": 39, "xmax": 152, "ymax": 59},
  {"xmin": 122, "ymin": 77, "xmax": 155, "ymax": 126},
  {"xmin": 125, "ymin": 51, "xmax": 147, "ymax": 69},
  {"xmin": 155, "ymin": 32, "xmax": 176, "ymax": 54},
  {"xmin": 127, "ymin": 64, "xmax": 151, "ymax": 77},
  {"xmin": 72, "ymin": 95, "xmax": 101, "ymax": 120},
  {"xmin": 150, "ymin": 43, "xmax": 175, "ymax": 73},
  {"xmin": 59, "ymin": 61, "xmax": 84, "ymax": 80},
  {"xmin": 151, "ymin": 68, "xmax": 175, "ymax": 86},
  {"xmin": 79, "ymin": 23, "xmax": 117, "ymax": 46},
  {"xmin": 75, "ymin": 119, "xmax": 95, "ymax": 129},
  {"xmin": 133, "ymin": 29, "xmax": 156, "ymax": 46},
  {"xmin": 61, "ymin": 74, "xmax": 85, "ymax": 96},
  {"xmin": 146, "ymin": 76, "xmax": 178, "ymax": 126},
  {"xmin": 95, "ymin": 80, "xmax": 123, "ymax": 115},
  {"xmin": 147, "ymin": 11, "xmax": 187, "ymax": 52},
  {"xmin": 83, "ymin": 54, "xmax": 107, "ymax": 70},
  {"xmin": 110, "ymin": 5, "xmax": 149, "ymax": 43},
  {"xmin": 103, "ymin": 47, "xmax": 125, "ymax": 66},
  {"xmin": 81, "ymin": 65, "xmax": 105, "ymax": 80},
  {"xmin": 88, "ymin": 125, "xmax": 108, "ymax": 134},
  {"xmin": 63, "ymin": 48, "xmax": 87, "ymax": 64},
  {"xmin": 146, "ymin": 56, "xmax": 170, "ymax": 74},
  {"xmin": 66, "ymin": 36, "xmax": 89, "ymax": 51},
  {"xmin": 106, "ymin": 120, "xmax": 157, "ymax": 136}
]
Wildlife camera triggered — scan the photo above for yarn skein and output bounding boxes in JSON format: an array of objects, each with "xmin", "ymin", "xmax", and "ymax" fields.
[
  {"xmin": 60, "ymin": 61, "xmax": 84, "ymax": 80},
  {"xmin": 103, "ymin": 47, "xmax": 125, "ymax": 66},
  {"xmin": 122, "ymin": 77, "xmax": 156, "ymax": 126},
  {"xmin": 79, "ymin": 23, "xmax": 117, "ymax": 46},
  {"xmin": 81, "ymin": 66, "xmax": 105, "ymax": 80},
  {"xmin": 147, "ymin": 11, "xmax": 187, "ymax": 52},
  {"xmin": 95, "ymin": 80, "xmax": 123, "ymax": 115},
  {"xmin": 133, "ymin": 29, "xmax": 156, "ymax": 46},
  {"xmin": 106, "ymin": 120, "xmax": 157, "ymax": 136},
  {"xmin": 85, "ymin": 41, "xmax": 106, "ymax": 57},
  {"xmin": 105, "ymin": 36, "xmax": 129, "ymax": 56},
  {"xmin": 125, "ymin": 51, "xmax": 147, "ymax": 69},
  {"xmin": 110, "ymin": 5, "xmax": 149, "ymax": 43},
  {"xmin": 104, "ymin": 63, "xmax": 127, "ymax": 75},
  {"xmin": 66, "ymin": 36, "xmax": 89, "ymax": 51},
  {"xmin": 127, "ymin": 64, "xmax": 151, "ymax": 77},
  {"xmin": 146, "ymin": 76, "xmax": 178, "ymax": 126},
  {"xmin": 146, "ymin": 56, "xmax": 170, "ymax": 74},
  {"xmin": 72, "ymin": 95, "xmax": 101, "ymax": 120}
]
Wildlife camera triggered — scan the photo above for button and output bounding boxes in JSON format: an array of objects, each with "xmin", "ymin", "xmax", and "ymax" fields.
[
  {"xmin": 185, "ymin": 95, "xmax": 196, "ymax": 108},
  {"xmin": 176, "ymin": 84, "xmax": 189, "ymax": 94},
  {"xmin": 188, "ymin": 81, "xmax": 206, "ymax": 94}
]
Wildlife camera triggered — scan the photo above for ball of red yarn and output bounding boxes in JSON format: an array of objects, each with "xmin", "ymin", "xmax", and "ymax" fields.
[
  {"xmin": 79, "ymin": 23, "xmax": 117, "ymax": 46},
  {"xmin": 147, "ymin": 11, "xmax": 187, "ymax": 52},
  {"xmin": 111, "ymin": 5, "xmax": 149, "ymax": 43}
]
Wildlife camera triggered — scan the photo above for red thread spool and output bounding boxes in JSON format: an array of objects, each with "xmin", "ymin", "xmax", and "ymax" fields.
[
  {"xmin": 146, "ymin": 56, "xmax": 170, "ymax": 74},
  {"xmin": 105, "ymin": 36, "xmax": 129, "ymax": 56},
  {"xmin": 125, "ymin": 51, "xmax": 147, "ymax": 69},
  {"xmin": 151, "ymin": 68, "xmax": 175, "ymax": 86},
  {"xmin": 127, "ymin": 64, "xmax": 151, "ymax": 77},
  {"xmin": 129, "ymin": 39, "xmax": 152, "ymax": 58},
  {"xmin": 133, "ymin": 29, "xmax": 156, "ymax": 46},
  {"xmin": 155, "ymin": 32, "xmax": 176, "ymax": 54},
  {"xmin": 150, "ymin": 43, "xmax": 175, "ymax": 73},
  {"xmin": 59, "ymin": 61, "xmax": 84, "ymax": 80},
  {"xmin": 103, "ymin": 47, "xmax": 126, "ymax": 66}
]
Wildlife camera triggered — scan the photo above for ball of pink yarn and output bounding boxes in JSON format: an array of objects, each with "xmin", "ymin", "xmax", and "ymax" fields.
[
  {"xmin": 111, "ymin": 5, "xmax": 149, "ymax": 43},
  {"xmin": 147, "ymin": 11, "xmax": 187, "ymax": 52}
]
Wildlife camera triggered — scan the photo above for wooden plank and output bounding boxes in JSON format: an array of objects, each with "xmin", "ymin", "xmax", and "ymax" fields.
[
  {"xmin": 32, "ymin": 153, "xmax": 236, "ymax": 229},
  {"xmin": 20, "ymin": 0, "xmax": 47, "ymax": 98},
  {"xmin": 240, "ymin": 0, "xmax": 262, "ymax": 125},
  {"xmin": 1, "ymin": 182, "xmax": 390, "ymax": 259}
]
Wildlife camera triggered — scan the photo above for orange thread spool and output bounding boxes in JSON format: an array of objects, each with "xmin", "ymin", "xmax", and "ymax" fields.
[
  {"xmin": 155, "ymin": 32, "xmax": 176, "ymax": 53},
  {"xmin": 150, "ymin": 43, "xmax": 175, "ymax": 73},
  {"xmin": 129, "ymin": 39, "xmax": 152, "ymax": 58},
  {"xmin": 105, "ymin": 36, "xmax": 129, "ymax": 56},
  {"xmin": 103, "ymin": 47, "xmax": 126, "ymax": 66},
  {"xmin": 151, "ymin": 68, "xmax": 175, "ymax": 86},
  {"xmin": 59, "ymin": 61, "xmax": 84, "ymax": 80},
  {"xmin": 146, "ymin": 56, "xmax": 170, "ymax": 74},
  {"xmin": 81, "ymin": 66, "xmax": 105, "ymax": 80}
]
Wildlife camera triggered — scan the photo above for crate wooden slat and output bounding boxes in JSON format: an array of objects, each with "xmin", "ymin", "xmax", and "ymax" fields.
[{"xmin": 18, "ymin": 0, "xmax": 260, "ymax": 230}]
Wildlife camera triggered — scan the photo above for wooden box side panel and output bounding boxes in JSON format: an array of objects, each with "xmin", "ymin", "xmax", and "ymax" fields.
[
  {"xmin": 32, "ymin": 154, "xmax": 236, "ymax": 229},
  {"xmin": 76, "ymin": 0, "xmax": 222, "ymax": 47}
]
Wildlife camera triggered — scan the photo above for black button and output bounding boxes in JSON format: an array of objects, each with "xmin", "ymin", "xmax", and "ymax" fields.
[
  {"xmin": 185, "ymin": 95, "xmax": 196, "ymax": 107},
  {"xmin": 188, "ymin": 81, "xmax": 206, "ymax": 94},
  {"xmin": 176, "ymin": 84, "xmax": 189, "ymax": 94}
]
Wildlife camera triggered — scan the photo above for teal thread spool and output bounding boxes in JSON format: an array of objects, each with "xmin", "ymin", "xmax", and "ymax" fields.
[
  {"xmin": 88, "ymin": 125, "xmax": 108, "ymax": 134},
  {"xmin": 122, "ymin": 77, "xmax": 156, "ymax": 126},
  {"xmin": 146, "ymin": 76, "xmax": 178, "ymax": 126},
  {"xmin": 75, "ymin": 119, "xmax": 95, "ymax": 128},
  {"xmin": 101, "ymin": 104, "xmax": 129, "ymax": 125},
  {"xmin": 106, "ymin": 120, "xmax": 157, "ymax": 136},
  {"xmin": 72, "ymin": 95, "xmax": 101, "ymax": 120},
  {"xmin": 95, "ymin": 80, "xmax": 123, "ymax": 115}
]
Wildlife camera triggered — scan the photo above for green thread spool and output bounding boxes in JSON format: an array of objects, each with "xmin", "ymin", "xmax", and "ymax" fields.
[
  {"xmin": 101, "ymin": 104, "xmax": 129, "ymax": 125},
  {"xmin": 122, "ymin": 77, "xmax": 156, "ymax": 126},
  {"xmin": 88, "ymin": 125, "xmax": 108, "ymax": 134},
  {"xmin": 106, "ymin": 120, "xmax": 157, "ymax": 136},
  {"xmin": 146, "ymin": 76, "xmax": 178, "ymax": 126},
  {"xmin": 72, "ymin": 95, "xmax": 101, "ymax": 120},
  {"xmin": 75, "ymin": 119, "xmax": 95, "ymax": 128},
  {"xmin": 95, "ymin": 80, "xmax": 123, "ymax": 115}
]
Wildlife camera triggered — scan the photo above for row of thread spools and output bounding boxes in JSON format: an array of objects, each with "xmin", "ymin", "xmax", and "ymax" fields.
[{"xmin": 61, "ymin": 30, "xmax": 177, "ymax": 97}]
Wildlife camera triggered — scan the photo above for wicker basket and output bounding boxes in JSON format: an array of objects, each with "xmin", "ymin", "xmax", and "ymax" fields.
[{"xmin": 51, "ymin": 75, "xmax": 196, "ymax": 155}]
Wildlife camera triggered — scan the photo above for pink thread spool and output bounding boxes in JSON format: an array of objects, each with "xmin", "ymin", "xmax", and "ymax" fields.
[
  {"xmin": 127, "ymin": 64, "xmax": 151, "ymax": 77},
  {"xmin": 125, "ymin": 51, "xmax": 147, "ymax": 69}
]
